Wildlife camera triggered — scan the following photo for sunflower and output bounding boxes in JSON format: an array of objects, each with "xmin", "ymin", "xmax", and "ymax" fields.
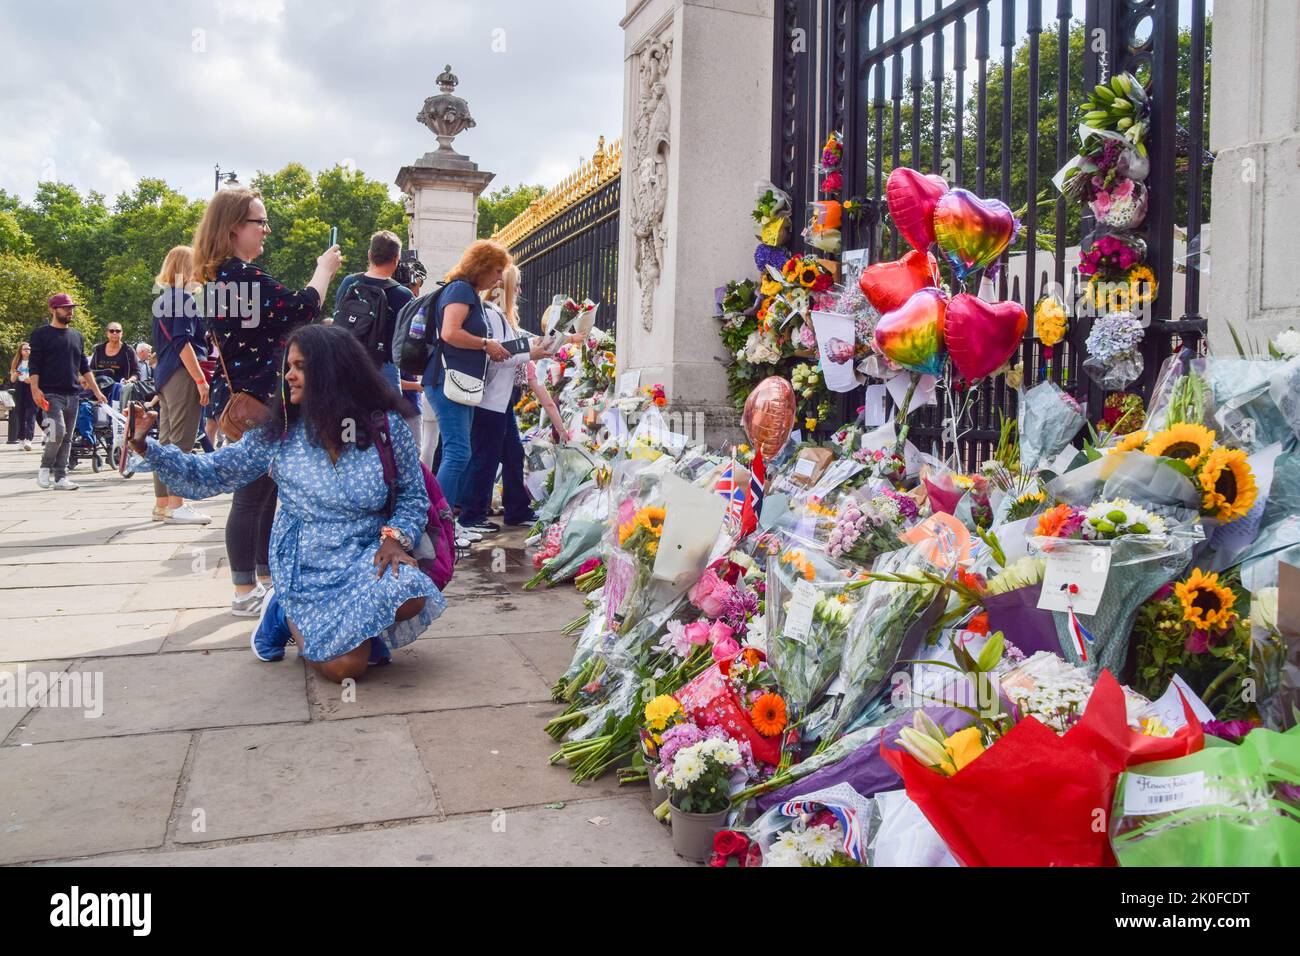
[
  {"xmin": 1127, "ymin": 265, "xmax": 1158, "ymax": 305},
  {"xmin": 1175, "ymin": 568, "xmax": 1238, "ymax": 631},
  {"xmin": 1111, "ymin": 429, "xmax": 1149, "ymax": 454},
  {"xmin": 759, "ymin": 274, "xmax": 783, "ymax": 298},
  {"xmin": 1144, "ymin": 423, "xmax": 1216, "ymax": 469},
  {"xmin": 782, "ymin": 258, "xmax": 800, "ymax": 282},
  {"xmin": 1087, "ymin": 274, "xmax": 1132, "ymax": 313},
  {"xmin": 750, "ymin": 693, "xmax": 788, "ymax": 737},
  {"xmin": 798, "ymin": 264, "xmax": 821, "ymax": 288},
  {"xmin": 1198, "ymin": 447, "xmax": 1258, "ymax": 523}
]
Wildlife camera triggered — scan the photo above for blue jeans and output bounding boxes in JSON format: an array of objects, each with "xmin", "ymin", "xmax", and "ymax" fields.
[{"xmin": 425, "ymin": 384, "xmax": 473, "ymax": 511}]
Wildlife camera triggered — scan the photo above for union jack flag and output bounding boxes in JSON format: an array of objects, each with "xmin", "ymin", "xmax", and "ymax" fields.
[
  {"xmin": 717, "ymin": 458, "xmax": 745, "ymax": 533},
  {"xmin": 740, "ymin": 449, "xmax": 765, "ymax": 537}
]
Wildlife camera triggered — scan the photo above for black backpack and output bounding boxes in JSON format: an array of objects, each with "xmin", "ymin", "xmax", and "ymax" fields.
[
  {"xmin": 393, "ymin": 281, "xmax": 447, "ymax": 379},
  {"xmin": 335, "ymin": 276, "xmax": 400, "ymax": 366}
]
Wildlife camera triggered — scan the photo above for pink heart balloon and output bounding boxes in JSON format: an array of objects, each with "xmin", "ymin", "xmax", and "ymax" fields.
[
  {"xmin": 874, "ymin": 288, "xmax": 948, "ymax": 377},
  {"xmin": 932, "ymin": 188, "xmax": 1016, "ymax": 281},
  {"xmin": 886, "ymin": 168, "xmax": 948, "ymax": 254},
  {"xmin": 858, "ymin": 249, "xmax": 939, "ymax": 314},
  {"xmin": 945, "ymin": 293, "xmax": 1027, "ymax": 381}
]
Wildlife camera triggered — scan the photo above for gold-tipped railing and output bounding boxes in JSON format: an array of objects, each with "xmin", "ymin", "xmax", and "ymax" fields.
[{"xmin": 492, "ymin": 136, "xmax": 622, "ymax": 249}]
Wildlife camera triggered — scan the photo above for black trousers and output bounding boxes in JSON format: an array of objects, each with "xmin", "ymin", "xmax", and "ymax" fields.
[
  {"xmin": 226, "ymin": 473, "xmax": 277, "ymax": 585},
  {"xmin": 458, "ymin": 388, "xmax": 531, "ymax": 526},
  {"xmin": 7, "ymin": 383, "xmax": 36, "ymax": 442}
]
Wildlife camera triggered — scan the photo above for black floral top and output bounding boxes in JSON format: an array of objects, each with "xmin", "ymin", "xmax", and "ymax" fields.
[{"xmin": 205, "ymin": 257, "xmax": 321, "ymax": 415}]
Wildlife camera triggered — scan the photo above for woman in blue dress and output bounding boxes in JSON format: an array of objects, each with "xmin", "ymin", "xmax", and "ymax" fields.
[{"xmin": 126, "ymin": 324, "xmax": 443, "ymax": 682}]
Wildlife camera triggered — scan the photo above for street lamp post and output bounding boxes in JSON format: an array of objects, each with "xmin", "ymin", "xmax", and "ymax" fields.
[{"xmin": 213, "ymin": 164, "xmax": 239, "ymax": 192}]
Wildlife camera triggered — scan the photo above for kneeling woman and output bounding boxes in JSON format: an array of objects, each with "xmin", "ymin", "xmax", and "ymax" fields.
[{"xmin": 127, "ymin": 325, "xmax": 443, "ymax": 682}]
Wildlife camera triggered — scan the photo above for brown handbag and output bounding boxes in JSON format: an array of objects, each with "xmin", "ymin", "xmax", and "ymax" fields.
[{"xmin": 212, "ymin": 334, "xmax": 271, "ymax": 441}]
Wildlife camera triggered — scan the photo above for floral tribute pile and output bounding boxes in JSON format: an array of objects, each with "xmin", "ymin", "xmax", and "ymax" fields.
[{"xmin": 516, "ymin": 79, "xmax": 1300, "ymax": 869}]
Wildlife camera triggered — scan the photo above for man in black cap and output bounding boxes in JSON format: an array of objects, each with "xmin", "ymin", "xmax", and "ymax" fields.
[{"xmin": 28, "ymin": 293, "xmax": 107, "ymax": 490}]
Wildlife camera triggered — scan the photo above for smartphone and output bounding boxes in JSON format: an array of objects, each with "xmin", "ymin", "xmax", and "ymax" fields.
[
  {"xmin": 329, "ymin": 226, "xmax": 338, "ymax": 247},
  {"xmin": 502, "ymin": 336, "xmax": 531, "ymax": 355}
]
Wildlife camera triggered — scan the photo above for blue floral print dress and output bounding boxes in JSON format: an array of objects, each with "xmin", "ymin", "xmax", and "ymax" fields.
[{"xmin": 145, "ymin": 412, "xmax": 444, "ymax": 660}]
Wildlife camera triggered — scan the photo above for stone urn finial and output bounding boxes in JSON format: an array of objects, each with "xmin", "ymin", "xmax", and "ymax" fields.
[{"xmin": 417, "ymin": 65, "xmax": 476, "ymax": 153}]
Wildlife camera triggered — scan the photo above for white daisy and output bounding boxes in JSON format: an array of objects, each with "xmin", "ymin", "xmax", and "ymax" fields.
[{"xmin": 798, "ymin": 825, "xmax": 840, "ymax": 866}]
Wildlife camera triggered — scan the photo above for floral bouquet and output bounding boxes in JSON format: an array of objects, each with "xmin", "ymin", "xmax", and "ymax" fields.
[
  {"xmin": 1078, "ymin": 234, "xmax": 1156, "ymax": 316},
  {"xmin": 524, "ymin": 485, "xmax": 609, "ymax": 590},
  {"xmin": 826, "ymin": 488, "xmax": 918, "ymax": 564},
  {"xmin": 658, "ymin": 734, "xmax": 748, "ymax": 814},
  {"xmin": 1110, "ymin": 724, "xmax": 1300, "ymax": 867},
  {"xmin": 1083, "ymin": 311, "xmax": 1146, "ymax": 390},
  {"xmin": 781, "ymin": 253, "xmax": 835, "ymax": 294},
  {"xmin": 765, "ymin": 547, "xmax": 867, "ymax": 759},
  {"xmin": 676, "ymin": 651, "xmax": 784, "ymax": 767},
  {"xmin": 1116, "ymin": 424, "xmax": 1260, "ymax": 525},
  {"xmin": 980, "ymin": 556, "xmax": 1063, "ymax": 657},
  {"xmin": 1090, "ymin": 178, "xmax": 1148, "ymax": 230},
  {"xmin": 1131, "ymin": 568, "xmax": 1260, "ymax": 719},
  {"xmin": 747, "ymin": 782, "xmax": 873, "ymax": 867},
  {"xmin": 811, "ymin": 548, "xmax": 945, "ymax": 742},
  {"xmin": 882, "ymin": 671, "xmax": 1202, "ymax": 866},
  {"xmin": 1018, "ymin": 380, "xmax": 1086, "ymax": 474},
  {"xmin": 753, "ymin": 186, "xmax": 793, "ymax": 247}
]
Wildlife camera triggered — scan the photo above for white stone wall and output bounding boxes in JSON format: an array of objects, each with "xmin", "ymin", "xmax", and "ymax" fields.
[
  {"xmin": 1206, "ymin": 0, "xmax": 1300, "ymax": 352},
  {"xmin": 618, "ymin": 0, "xmax": 774, "ymax": 435}
]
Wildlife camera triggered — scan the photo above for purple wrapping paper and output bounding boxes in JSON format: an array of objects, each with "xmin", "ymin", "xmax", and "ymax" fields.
[
  {"xmin": 982, "ymin": 583, "xmax": 1065, "ymax": 658},
  {"xmin": 755, "ymin": 707, "xmax": 972, "ymax": 813}
]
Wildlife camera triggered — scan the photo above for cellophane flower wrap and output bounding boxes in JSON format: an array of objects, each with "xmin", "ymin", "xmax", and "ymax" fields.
[
  {"xmin": 528, "ymin": 484, "xmax": 610, "ymax": 587},
  {"xmin": 1018, "ymin": 380, "xmax": 1086, "ymax": 473},
  {"xmin": 534, "ymin": 446, "xmax": 598, "ymax": 526},
  {"xmin": 809, "ymin": 547, "xmax": 944, "ymax": 742},
  {"xmin": 1110, "ymin": 724, "xmax": 1300, "ymax": 866},
  {"xmin": 1083, "ymin": 311, "xmax": 1146, "ymax": 390},
  {"xmin": 746, "ymin": 782, "xmax": 873, "ymax": 866},
  {"xmin": 881, "ymin": 671, "xmax": 1203, "ymax": 866},
  {"xmin": 603, "ymin": 460, "xmax": 670, "ymax": 634}
]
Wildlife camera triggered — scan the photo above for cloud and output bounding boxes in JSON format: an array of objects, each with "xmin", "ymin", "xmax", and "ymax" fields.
[{"xmin": 0, "ymin": 0, "xmax": 625, "ymax": 204}]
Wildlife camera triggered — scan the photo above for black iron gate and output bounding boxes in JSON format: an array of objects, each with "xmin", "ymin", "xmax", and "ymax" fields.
[{"xmin": 773, "ymin": 0, "xmax": 1211, "ymax": 468}]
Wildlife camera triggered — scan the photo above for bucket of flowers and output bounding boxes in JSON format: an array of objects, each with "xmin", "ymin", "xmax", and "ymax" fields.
[{"xmin": 658, "ymin": 734, "xmax": 747, "ymax": 862}]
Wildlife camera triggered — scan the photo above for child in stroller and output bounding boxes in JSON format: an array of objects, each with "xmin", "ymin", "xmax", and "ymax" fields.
[{"xmin": 67, "ymin": 374, "xmax": 157, "ymax": 474}]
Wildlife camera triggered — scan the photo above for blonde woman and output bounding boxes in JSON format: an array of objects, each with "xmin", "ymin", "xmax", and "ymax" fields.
[
  {"xmin": 191, "ymin": 187, "xmax": 342, "ymax": 616},
  {"xmin": 149, "ymin": 245, "xmax": 211, "ymax": 524},
  {"xmin": 421, "ymin": 240, "xmax": 513, "ymax": 545},
  {"xmin": 458, "ymin": 265, "xmax": 551, "ymax": 533}
]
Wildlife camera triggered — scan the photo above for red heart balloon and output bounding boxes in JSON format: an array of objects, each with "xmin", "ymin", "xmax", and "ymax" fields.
[
  {"xmin": 857, "ymin": 250, "xmax": 939, "ymax": 313},
  {"xmin": 945, "ymin": 293, "xmax": 1027, "ymax": 381},
  {"xmin": 886, "ymin": 167, "xmax": 949, "ymax": 253}
]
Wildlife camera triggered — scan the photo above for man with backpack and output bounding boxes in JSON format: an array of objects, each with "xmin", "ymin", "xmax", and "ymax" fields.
[{"xmin": 332, "ymin": 231, "xmax": 413, "ymax": 396}]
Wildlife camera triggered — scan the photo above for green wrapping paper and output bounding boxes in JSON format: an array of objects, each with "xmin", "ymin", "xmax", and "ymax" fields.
[{"xmin": 1110, "ymin": 725, "xmax": 1300, "ymax": 866}]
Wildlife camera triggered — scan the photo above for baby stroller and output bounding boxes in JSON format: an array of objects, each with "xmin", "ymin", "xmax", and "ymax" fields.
[{"xmin": 68, "ymin": 396, "xmax": 116, "ymax": 473}]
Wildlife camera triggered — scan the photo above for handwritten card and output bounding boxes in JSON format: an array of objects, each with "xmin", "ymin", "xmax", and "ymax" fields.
[{"xmin": 1037, "ymin": 545, "xmax": 1112, "ymax": 616}]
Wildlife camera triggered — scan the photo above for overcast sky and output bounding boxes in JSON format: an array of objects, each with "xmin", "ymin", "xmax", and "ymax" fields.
[{"xmin": 0, "ymin": 0, "xmax": 626, "ymax": 205}]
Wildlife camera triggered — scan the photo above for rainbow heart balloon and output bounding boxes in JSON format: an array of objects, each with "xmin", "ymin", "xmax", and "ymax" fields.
[
  {"xmin": 874, "ymin": 287, "xmax": 948, "ymax": 377},
  {"xmin": 945, "ymin": 293, "xmax": 1027, "ymax": 381},
  {"xmin": 933, "ymin": 188, "xmax": 1017, "ymax": 282}
]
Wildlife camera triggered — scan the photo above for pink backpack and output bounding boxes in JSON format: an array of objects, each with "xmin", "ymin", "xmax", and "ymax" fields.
[{"xmin": 371, "ymin": 411, "xmax": 458, "ymax": 590}]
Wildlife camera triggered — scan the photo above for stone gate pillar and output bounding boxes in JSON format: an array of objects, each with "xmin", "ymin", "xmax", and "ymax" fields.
[
  {"xmin": 396, "ymin": 65, "xmax": 495, "ymax": 282},
  {"xmin": 1206, "ymin": 0, "xmax": 1300, "ymax": 350},
  {"xmin": 616, "ymin": 0, "xmax": 774, "ymax": 443}
]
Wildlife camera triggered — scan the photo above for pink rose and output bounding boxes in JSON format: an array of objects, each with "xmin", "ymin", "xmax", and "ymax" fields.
[
  {"xmin": 1184, "ymin": 629, "xmax": 1212, "ymax": 654},
  {"xmin": 683, "ymin": 621, "xmax": 711, "ymax": 646},
  {"xmin": 689, "ymin": 568, "xmax": 730, "ymax": 618},
  {"xmin": 712, "ymin": 635, "xmax": 741, "ymax": 663},
  {"xmin": 708, "ymin": 620, "xmax": 734, "ymax": 645}
]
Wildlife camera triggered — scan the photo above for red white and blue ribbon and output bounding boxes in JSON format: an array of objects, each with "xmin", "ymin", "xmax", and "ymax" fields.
[
  {"xmin": 1063, "ymin": 583, "xmax": 1095, "ymax": 662},
  {"xmin": 778, "ymin": 799, "xmax": 864, "ymax": 863}
]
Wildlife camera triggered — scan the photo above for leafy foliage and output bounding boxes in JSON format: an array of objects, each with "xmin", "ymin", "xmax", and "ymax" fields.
[
  {"xmin": 476, "ymin": 183, "xmax": 547, "ymax": 239},
  {"xmin": 0, "ymin": 254, "xmax": 97, "ymax": 363}
]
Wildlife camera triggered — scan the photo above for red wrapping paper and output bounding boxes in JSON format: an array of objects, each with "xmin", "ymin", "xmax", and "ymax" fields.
[
  {"xmin": 677, "ymin": 664, "xmax": 782, "ymax": 766},
  {"xmin": 880, "ymin": 671, "xmax": 1203, "ymax": 866}
]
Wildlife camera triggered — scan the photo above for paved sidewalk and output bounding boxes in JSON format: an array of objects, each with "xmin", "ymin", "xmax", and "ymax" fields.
[{"xmin": 0, "ymin": 438, "xmax": 680, "ymax": 866}]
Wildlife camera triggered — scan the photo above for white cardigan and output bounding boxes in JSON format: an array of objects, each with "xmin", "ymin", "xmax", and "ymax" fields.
[{"xmin": 480, "ymin": 303, "xmax": 531, "ymax": 413}]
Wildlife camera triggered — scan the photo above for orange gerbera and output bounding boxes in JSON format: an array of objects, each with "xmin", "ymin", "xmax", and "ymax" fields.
[
  {"xmin": 751, "ymin": 693, "xmax": 788, "ymax": 737},
  {"xmin": 1035, "ymin": 504, "xmax": 1076, "ymax": 538}
]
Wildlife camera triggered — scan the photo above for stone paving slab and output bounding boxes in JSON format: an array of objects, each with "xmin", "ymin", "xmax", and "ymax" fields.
[
  {"xmin": 429, "ymin": 591, "xmax": 588, "ymax": 638},
  {"xmin": 505, "ymin": 630, "xmax": 581, "ymax": 685},
  {"xmin": 172, "ymin": 717, "xmax": 438, "ymax": 843},
  {"xmin": 0, "ymin": 611, "xmax": 175, "ymax": 662},
  {"xmin": 0, "ymin": 582, "xmax": 136, "ymax": 618},
  {"xmin": 0, "ymin": 732, "xmax": 191, "ymax": 865},
  {"xmin": 0, "ymin": 542, "xmax": 181, "ymax": 565},
  {"xmin": 120, "ymin": 575, "xmax": 233, "ymax": 612},
  {"xmin": 13, "ymin": 650, "xmax": 310, "ymax": 744},
  {"xmin": 305, "ymin": 635, "xmax": 548, "ymax": 719},
  {"xmin": 162, "ymin": 607, "xmax": 253, "ymax": 652},
  {"xmin": 0, "ymin": 660, "xmax": 72, "ymax": 742},
  {"xmin": 43, "ymin": 795, "xmax": 684, "ymax": 866},
  {"xmin": 0, "ymin": 528, "xmax": 120, "ymax": 547},
  {"xmin": 107, "ymin": 526, "xmax": 227, "ymax": 545},
  {"xmin": 0, "ymin": 560, "xmax": 186, "ymax": 589},
  {"xmin": 407, "ymin": 703, "xmax": 625, "ymax": 815}
]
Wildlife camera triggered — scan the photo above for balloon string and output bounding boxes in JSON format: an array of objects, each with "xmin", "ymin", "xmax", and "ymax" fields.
[{"xmin": 892, "ymin": 372, "xmax": 920, "ymax": 460}]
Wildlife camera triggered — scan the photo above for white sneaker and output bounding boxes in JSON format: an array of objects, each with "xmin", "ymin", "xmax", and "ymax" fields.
[
  {"xmin": 166, "ymin": 503, "xmax": 212, "ymax": 525},
  {"xmin": 22, "ymin": 440, "xmax": 31, "ymax": 451},
  {"xmin": 52, "ymin": 477, "xmax": 79, "ymax": 490},
  {"xmin": 37, "ymin": 468, "xmax": 51, "ymax": 489},
  {"xmin": 455, "ymin": 521, "xmax": 483, "ymax": 543}
]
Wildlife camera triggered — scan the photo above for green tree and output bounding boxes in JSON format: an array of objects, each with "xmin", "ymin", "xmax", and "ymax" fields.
[
  {"xmin": 251, "ymin": 163, "xmax": 405, "ymax": 304},
  {"xmin": 15, "ymin": 182, "xmax": 113, "ymax": 297},
  {"xmin": 0, "ymin": 210, "xmax": 32, "ymax": 256},
  {"xmin": 477, "ymin": 183, "xmax": 547, "ymax": 238},
  {"xmin": 0, "ymin": 254, "xmax": 97, "ymax": 373}
]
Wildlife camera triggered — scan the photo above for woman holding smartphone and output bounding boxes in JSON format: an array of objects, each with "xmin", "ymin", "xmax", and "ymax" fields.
[{"xmin": 191, "ymin": 187, "xmax": 342, "ymax": 617}]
